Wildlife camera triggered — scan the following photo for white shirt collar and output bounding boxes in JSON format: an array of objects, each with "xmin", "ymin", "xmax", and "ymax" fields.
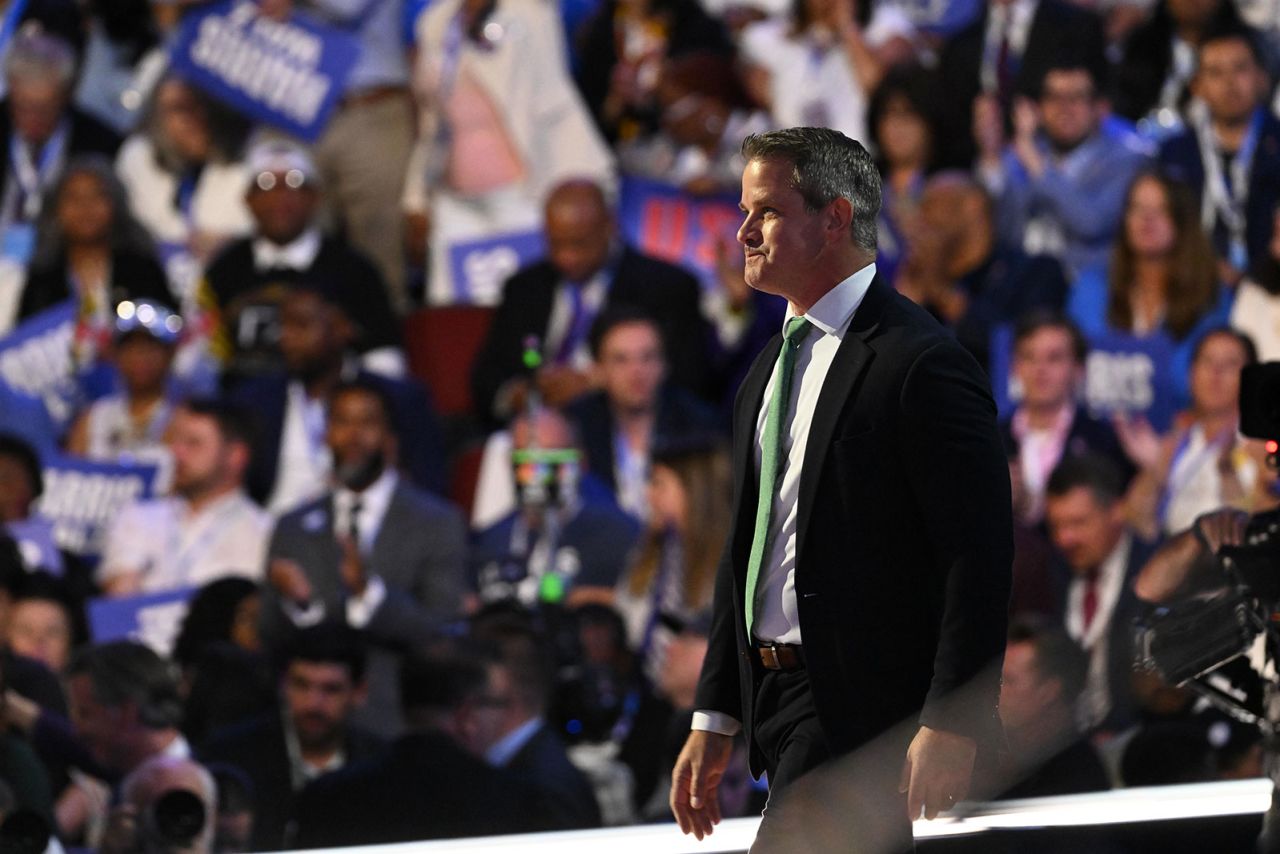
[
  {"xmin": 333, "ymin": 468, "xmax": 399, "ymax": 546},
  {"xmin": 253, "ymin": 228, "xmax": 322, "ymax": 272},
  {"xmin": 783, "ymin": 262, "xmax": 876, "ymax": 338}
]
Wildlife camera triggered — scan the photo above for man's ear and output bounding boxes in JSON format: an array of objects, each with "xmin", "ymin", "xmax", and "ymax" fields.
[{"xmin": 827, "ymin": 197, "xmax": 854, "ymax": 244}]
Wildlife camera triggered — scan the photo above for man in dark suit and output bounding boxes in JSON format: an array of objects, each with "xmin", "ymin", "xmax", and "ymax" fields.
[
  {"xmin": 1158, "ymin": 25, "xmax": 1280, "ymax": 283},
  {"xmin": 292, "ymin": 645, "xmax": 552, "ymax": 847},
  {"xmin": 566, "ymin": 305, "xmax": 722, "ymax": 518},
  {"xmin": 0, "ymin": 27, "xmax": 119, "ymax": 234},
  {"xmin": 200, "ymin": 624, "xmax": 384, "ymax": 851},
  {"xmin": 934, "ymin": 0, "xmax": 1106, "ymax": 171},
  {"xmin": 1044, "ymin": 454, "xmax": 1152, "ymax": 736},
  {"xmin": 670, "ymin": 128, "xmax": 1012, "ymax": 851},
  {"xmin": 261, "ymin": 379, "xmax": 467, "ymax": 738},
  {"xmin": 471, "ymin": 179, "xmax": 713, "ymax": 426},
  {"xmin": 229, "ymin": 283, "xmax": 446, "ymax": 514}
]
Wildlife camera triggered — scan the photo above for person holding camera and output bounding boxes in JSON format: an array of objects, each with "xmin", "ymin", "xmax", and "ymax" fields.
[{"xmin": 101, "ymin": 756, "xmax": 217, "ymax": 854}]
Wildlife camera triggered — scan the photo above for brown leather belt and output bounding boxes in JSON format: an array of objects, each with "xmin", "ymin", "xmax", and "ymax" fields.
[
  {"xmin": 339, "ymin": 85, "xmax": 411, "ymax": 110},
  {"xmin": 755, "ymin": 642, "xmax": 804, "ymax": 671}
]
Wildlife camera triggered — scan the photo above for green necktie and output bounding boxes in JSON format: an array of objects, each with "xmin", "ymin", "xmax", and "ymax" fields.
[{"xmin": 745, "ymin": 316, "xmax": 814, "ymax": 639}]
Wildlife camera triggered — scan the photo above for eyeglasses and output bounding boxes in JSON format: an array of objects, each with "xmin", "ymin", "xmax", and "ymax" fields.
[{"xmin": 255, "ymin": 169, "xmax": 308, "ymax": 191}]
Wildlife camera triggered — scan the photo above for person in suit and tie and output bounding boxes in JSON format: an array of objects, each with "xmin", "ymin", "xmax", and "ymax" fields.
[
  {"xmin": 669, "ymin": 127, "xmax": 1013, "ymax": 851},
  {"xmin": 261, "ymin": 378, "xmax": 467, "ymax": 738}
]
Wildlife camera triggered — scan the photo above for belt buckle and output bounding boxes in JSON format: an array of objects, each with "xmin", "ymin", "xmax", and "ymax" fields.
[{"xmin": 760, "ymin": 644, "xmax": 781, "ymax": 670}]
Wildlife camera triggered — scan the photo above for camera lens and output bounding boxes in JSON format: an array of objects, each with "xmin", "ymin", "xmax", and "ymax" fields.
[
  {"xmin": 151, "ymin": 790, "xmax": 206, "ymax": 847},
  {"xmin": 0, "ymin": 809, "xmax": 51, "ymax": 854}
]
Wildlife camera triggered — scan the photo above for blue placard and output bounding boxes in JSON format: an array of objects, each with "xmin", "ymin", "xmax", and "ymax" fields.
[
  {"xmin": 169, "ymin": 0, "xmax": 360, "ymax": 143},
  {"xmin": 88, "ymin": 586, "xmax": 196, "ymax": 655},
  {"xmin": 0, "ymin": 300, "xmax": 78, "ymax": 429},
  {"xmin": 448, "ymin": 230, "xmax": 546, "ymax": 305},
  {"xmin": 616, "ymin": 175, "xmax": 741, "ymax": 291},
  {"xmin": 36, "ymin": 455, "xmax": 160, "ymax": 560},
  {"xmin": 1083, "ymin": 332, "xmax": 1178, "ymax": 432}
]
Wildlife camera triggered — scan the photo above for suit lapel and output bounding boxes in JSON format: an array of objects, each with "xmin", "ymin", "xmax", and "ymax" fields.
[
  {"xmin": 369, "ymin": 483, "xmax": 407, "ymax": 575},
  {"xmin": 794, "ymin": 277, "xmax": 885, "ymax": 563}
]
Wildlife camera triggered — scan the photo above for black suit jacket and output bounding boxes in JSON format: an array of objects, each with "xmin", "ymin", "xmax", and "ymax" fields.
[
  {"xmin": 471, "ymin": 245, "xmax": 712, "ymax": 425},
  {"xmin": 935, "ymin": 0, "xmax": 1106, "ymax": 169},
  {"xmin": 0, "ymin": 103, "xmax": 119, "ymax": 206},
  {"xmin": 18, "ymin": 249, "xmax": 172, "ymax": 321},
  {"xmin": 694, "ymin": 276, "xmax": 1013, "ymax": 774},
  {"xmin": 229, "ymin": 368, "xmax": 448, "ymax": 505},
  {"xmin": 504, "ymin": 724, "xmax": 601, "ymax": 829},
  {"xmin": 199, "ymin": 713, "xmax": 384, "ymax": 851},
  {"xmin": 293, "ymin": 730, "xmax": 553, "ymax": 847},
  {"xmin": 1000, "ymin": 406, "xmax": 1137, "ymax": 489}
]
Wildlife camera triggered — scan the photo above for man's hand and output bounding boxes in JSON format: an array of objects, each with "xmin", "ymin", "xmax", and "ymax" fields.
[
  {"xmin": 972, "ymin": 94, "xmax": 1006, "ymax": 165},
  {"xmin": 1011, "ymin": 97, "xmax": 1044, "ymax": 177},
  {"xmin": 1193, "ymin": 508, "xmax": 1249, "ymax": 554},
  {"xmin": 268, "ymin": 558, "xmax": 314, "ymax": 604},
  {"xmin": 338, "ymin": 535, "xmax": 368, "ymax": 597},
  {"xmin": 535, "ymin": 365, "xmax": 595, "ymax": 407},
  {"xmin": 670, "ymin": 730, "xmax": 733, "ymax": 839},
  {"xmin": 899, "ymin": 726, "xmax": 977, "ymax": 821}
]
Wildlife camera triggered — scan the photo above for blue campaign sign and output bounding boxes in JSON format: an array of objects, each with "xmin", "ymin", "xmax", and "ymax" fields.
[
  {"xmin": 616, "ymin": 176, "xmax": 741, "ymax": 290},
  {"xmin": 1082, "ymin": 330, "xmax": 1178, "ymax": 432},
  {"xmin": 89, "ymin": 587, "xmax": 196, "ymax": 656},
  {"xmin": 169, "ymin": 0, "xmax": 360, "ymax": 142},
  {"xmin": 36, "ymin": 455, "xmax": 160, "ymax": 560},
  {"xmin": 447, "ymin": 230, "xmax": 546, "ymax": 305},
  {"xmin": 0, "ymin": 300, "xmax": 78, "ymax": 429}
]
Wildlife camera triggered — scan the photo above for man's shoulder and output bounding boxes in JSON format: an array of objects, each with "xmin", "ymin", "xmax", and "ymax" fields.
[
  {"xmin": 205, "ymin": 239, "xmax": 256, "ymax": 282},
  {"xmin": 614, "ymin": 246, "xmax": 699, "ymax": 291},
  {"xmin": 390, "ymin": 481, "xmax": 464, "ymax": 528},
  {"xmin": 274, "ymin": 495, "xmax": 331, "ymax": 533}
]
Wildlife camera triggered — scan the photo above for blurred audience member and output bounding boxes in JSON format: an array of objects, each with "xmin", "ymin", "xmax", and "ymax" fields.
[
  {"xmin": 207, "ymin": 763, "xmax": 253, "ymax": 854},
  {"xmin": 179, "ymin": 643, "xmax": 275, "ymax": 754},
  {"xmin": 867, "ymin": 64, "xmax": 938, "ymax": 285},
  {"xmin": 5, "ymin": 571, "xmax": 80, "ymax": 674},
  {"xmin": 73, "ymin": 1, "xmax": 160, "ymax": 135},
  {"xmin": 16, "ymin": 156, "xmax": 171, "ymax": 354},
  {"xmin": 996, "ymin": 618, "xmax": 1110, "ymax": 799},
  {"xmin": 610, "ymin": 438, "xmax": 730, "ymax": 683},
  {"xmin": 1044, "ymin": 454, "xmax": 1152, "ymax": 735},
  {"xmin": 99, "ymin": 400, "xmax": 270, "ymax": 596},
  {"xmin": 403, "ymin": 0, "xmax": 614, "ymax": 305},
  {"xmin": 739, "ymin": 0, "xmax": 914, "ymax": 142},
  {"xmin": 976, "ymin": 58, "xmax": 1151, "ymax": 280},
  {"xmin": 934, "ymin": 0, "xmax": 1105, "ymax": 170},
  {"xmin": 116, "ymin": 75, "xmax": 252, "ymax": 297},
  {"xmin": 65, "ymin": 299, "xmax": 180, "ymax": 476},
  {"xmin": 201, "ymin": 624, "xmax": 382, "ymax": 852},
  {"xmin": 230, "ymin": 283, "xmax": 445, "ymax": 515},
  {"xmin": 1159, "ymin": 25, "xmax": 1280, "ymax": 285},
  {"xmin": 574, "ymin": 0, "xmax": 731, "ymax": 144},
  {"xmin": 1069, "ymin": 171, "xmax": 1232, "ymax": 412},
  {"xmin": 0, "ymin": 434, "xmax": 65, "ymax": 577},
  {"xmin": 274, "ymin": 0, "xmax": 416, "ymax": 315},
  {"xmin": 1120, "ymin": 722, "xmax": 1216, "ymax": 786},
  {"xmin": 1002, "ymin": 311, "xmax": 1133, "ymax": 525},
  {"xmin": 1230, "ymin": 202, "xmax": 1280, "ymax": 359},
  {"xmin": 105, "ymin": 755, "xmax": 217, "ymax": 854},
  {"xmin": 566, "ymin": 306, "xmax": 719, "ymax": 520},
  {"xmin": 472, "ymin": 179, "xmax": 710, "ymax": 425},
  {"xmin": 1120, "ymin": 328, "xmax": 1264, "ymax": 539},
  {"xmin": 897, "ymin": 171, "xmax": 1067, "ymax": 369},
  {"xmin": 469, "ymin": 619, "xmax": 601, "ymax": 829},
  {"xmin": 293, "ymin": 646, "xmax": 554, "ymax": 846},
  {"xmin": 202, "ymin": 140, "xmax": 402, "ymax": 385},
  {"xmin": 262, "ymin": 379, "xmax": 466, "ymax": 738},
  {"xmin": 1112, "ymin": 0, "xmax": 1251, "ymax": 133},
  {"xmin": 172, "ymin": 578, "xmax": 262, "ymax": 672},
  {"xmin": 471, "ymin": 408, "xmax": 639, "ymax": 608},
  {"xmin": 619, "ymin": 52, "xmax": 769, "ymax": 196},
  {"xmin": 0, "ymin": 28, "xmax": 119, "ymax": 243}
]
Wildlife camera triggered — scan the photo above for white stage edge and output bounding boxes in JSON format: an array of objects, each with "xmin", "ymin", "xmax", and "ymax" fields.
[{"xmin": 291, "ymin": 778, "xmax": 1274, "ymax": 853}]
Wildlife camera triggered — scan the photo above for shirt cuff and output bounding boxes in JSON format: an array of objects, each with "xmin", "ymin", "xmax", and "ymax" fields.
[
  {"xmin": 691, "ymin": 710, "xmax": 741, "ymax": 736},
  {"xmin": 283, "ymin": 599, "xmax": 327, "ymax": 628},
  {"xmin": 345, "ymin": 575, "xmax": 387, "ymax": 628}
]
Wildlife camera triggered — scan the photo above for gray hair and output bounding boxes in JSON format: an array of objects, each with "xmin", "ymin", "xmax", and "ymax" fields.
[
  {"xmin": 741, "ymin": 127, "xmax": 881, "ymax": 253},
  {"xmin": 4, "ymin": 25, "xmax": 76, "ymax": 89}
]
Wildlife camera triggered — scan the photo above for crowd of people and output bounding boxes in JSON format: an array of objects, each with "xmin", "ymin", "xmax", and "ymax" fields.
[{"xmin": 0, "ymin": 0, "xmax": 1277, "ymax": 850}]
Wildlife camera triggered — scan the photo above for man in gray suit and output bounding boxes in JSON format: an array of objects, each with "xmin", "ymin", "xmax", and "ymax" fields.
[{"xmin": 262, "ymin": 378, "xmax": 467, "ymax": 737}]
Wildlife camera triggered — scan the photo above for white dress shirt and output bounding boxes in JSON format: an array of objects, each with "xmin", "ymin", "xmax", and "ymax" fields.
[
  {"xmin": 693, "ymin": 263, "xmax": 876, "ymax": 736},
  {"xmin": 267, "ymin": 382, "xmax": 333, "ymax": 516},
  {"xmin": 99, "ymin": 490, "xmax": 271, "ymax": 593},
  {"xmin": 252, "ymin": 228, "xmax": 323, "ymax": 272},
  {"xmin": 980, "ymin": 0, "xmax": 1039, "ymax": 94},
  {"xmin": 1066, "ymin": 531, "xmax": 1130, "ymax": 730}
]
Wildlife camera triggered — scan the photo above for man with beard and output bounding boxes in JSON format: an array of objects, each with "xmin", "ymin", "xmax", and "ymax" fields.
[
  {"xmin": 99, "ymin": 400, "xmax": 271, "ymax": 596},
  {"xmin": 201, "ymin": 623, "xmax": 383, "ymax": 851},
  {"xmin": 261, "ymin": 379, "xmax": 466, "ymax": 737}
]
